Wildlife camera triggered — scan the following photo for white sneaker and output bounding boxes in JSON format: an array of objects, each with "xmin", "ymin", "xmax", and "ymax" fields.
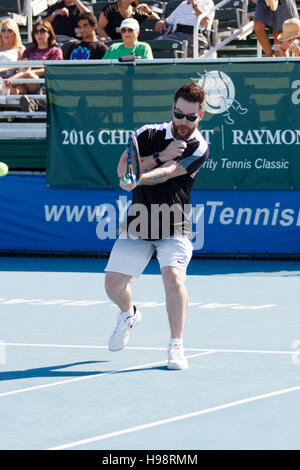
[
  {"xmin": 168, "ymin": 343, "xmax": 188, "ymax": 370},
  {"xmin": 108, "ymin": 305, "xmax": 141, "ymax": 351}
]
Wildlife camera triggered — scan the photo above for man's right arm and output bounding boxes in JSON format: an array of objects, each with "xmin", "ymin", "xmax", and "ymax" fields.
[
  {"xmin": 44, "ymin": 5, "xmax": 68, "ymax": 23},
  {"xmin": 155, "ymin": 19, "xmax": 171, "ymax": 35},
  {"xmin": 139, "ymin": 160, "xmax": 186, "ymax": 185},
  {"xmin": 45, "ymin": 0, "xmax": 91, "ymax": 22}
]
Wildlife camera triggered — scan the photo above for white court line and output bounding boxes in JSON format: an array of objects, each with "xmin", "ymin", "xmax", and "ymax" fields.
[
  {"xmin": 0, "ymin": 351, "xmax": 216, "ymax": 399},
  {"xmin": 3, "ymin": 342, "xmax": 297, "ymax": 355},
  {"xmin": 48, "ymin": 383, "xmax": 300, "ymax": 450},
  {"xmin": 4, "ymin": 343, "xmax": 166, "ymax": 351}
]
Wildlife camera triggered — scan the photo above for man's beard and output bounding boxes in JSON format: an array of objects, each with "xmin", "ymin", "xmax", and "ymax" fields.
[{"xmin": 172, "ymin": 121, "xmax": 195, "ymax": 141}]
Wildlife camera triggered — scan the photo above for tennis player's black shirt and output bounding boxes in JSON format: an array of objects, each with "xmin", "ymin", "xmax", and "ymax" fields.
[{"xmin": 124, "ymin": 121, "xmax": 209, "ymax": 240}]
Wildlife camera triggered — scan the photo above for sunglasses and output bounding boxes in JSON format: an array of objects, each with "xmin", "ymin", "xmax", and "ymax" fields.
[
  {"xmin": 121, "ymin": 27, "xmax": 134, "ymax": 33},
  {"xmin": 1, "ymin": 28, "xmax": 13, "ymax": 33},
  {"xmin": 173, "ymin": 110, "xmax": 199, "ymax": 122},
  {"xmin": 34, "ymin": 28, "xmax": 48, "ymax": 34}
]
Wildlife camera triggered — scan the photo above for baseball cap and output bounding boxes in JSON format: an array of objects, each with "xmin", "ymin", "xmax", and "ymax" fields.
[{"xmin": 120, "ymin": 18, "xmax": 140, "ymax": 31}]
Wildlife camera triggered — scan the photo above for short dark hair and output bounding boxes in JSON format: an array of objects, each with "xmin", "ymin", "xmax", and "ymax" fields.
[
  {"xmin": 174, "ymin": 82, "xmax": 206, "ymax": 109},
  {"xmin": 32, "ymin": 20, "xmax": 56, "ymax": 47},
  {"xmin": 77, "ymin": 12, "xmax": 97, "ymax": 27}
]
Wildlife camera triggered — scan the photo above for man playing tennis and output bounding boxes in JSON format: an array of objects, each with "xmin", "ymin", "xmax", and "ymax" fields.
[{"xmin": 105, "ymin": 82, "xmax": 209, "ymax": 369}]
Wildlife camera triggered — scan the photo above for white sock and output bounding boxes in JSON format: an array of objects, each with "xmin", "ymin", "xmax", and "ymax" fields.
[
  {"xmin": 121, "ymin": 306, "xmax": 134, "ymax": 317},
  {"xmin": 170, "ymin": 337, "xmax": 183, "ymax": 347}
]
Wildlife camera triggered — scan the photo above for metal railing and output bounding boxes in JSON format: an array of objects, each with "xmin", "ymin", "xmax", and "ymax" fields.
[
  {"xmin": 192, "ymin": 0, "xmax": 254, "ymax": 58},
  {"xmin": 0, "ymin": 60, "xmax": 46, "ymax": 118},
  {"xmin": 0, "ymin": 1, "xmax": 66, "ymax": 42}
]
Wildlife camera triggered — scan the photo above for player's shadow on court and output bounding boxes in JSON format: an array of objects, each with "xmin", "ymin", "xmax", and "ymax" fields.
[
  {"xmin": 0, "ymin": 361, "xmax": 108, "ymax": 381},
  {"xmin": 115, "ymin": 365, "xmax": 169, "ymax": 373}
]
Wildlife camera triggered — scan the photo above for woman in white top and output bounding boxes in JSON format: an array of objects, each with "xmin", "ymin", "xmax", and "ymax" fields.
[{"xmin": 0, "ymin": 18, "xmax": 25, "ymax": 78}]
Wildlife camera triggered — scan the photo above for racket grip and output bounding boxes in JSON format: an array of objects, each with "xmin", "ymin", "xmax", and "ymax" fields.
[{"xmin": 123, "ymin": 174, "xmax": 131, "ymax": 183}]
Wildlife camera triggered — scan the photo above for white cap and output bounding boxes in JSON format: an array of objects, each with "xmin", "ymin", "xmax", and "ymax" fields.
[{"xmin": 120, "ymin": 18, "xmax": 140, "ymax": 31}]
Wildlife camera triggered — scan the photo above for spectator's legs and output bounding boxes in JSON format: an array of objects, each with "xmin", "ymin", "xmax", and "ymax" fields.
[
  {"xmin": 8, "ymin": 71, "xmax": 41, "ymax": 96},
  {"xmin": 273, "ymin": 29, "xmax": 281, "ymax": 56},
  {"xmin": 6, "ymin": 84, "xmax": 26, "ymax": 95},
  {"xmin": 254, "ymin": 20, "xmax": 273, "ymax": 57}
]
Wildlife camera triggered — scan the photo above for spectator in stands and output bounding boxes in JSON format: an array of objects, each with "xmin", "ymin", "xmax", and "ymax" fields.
[
  {"xmin": 97, "ymin": 0, "xmax": 160, "ymax": 42},
  {"xmin": 4, "ymin": 21, "xmax": 63, "ymax": 111},
  {"xmin": 0, "ymin": 18, "xmax": 25, "ymax": 81},
  {"xmin": 103, "ymin": 17, "xmax": 153, "ymax": 59},
  {"xmin": 251, "ymin": 0, "xmax": 299, "ymax": 57},
  {"xmin": 154, "ymin": 0, "xmax": 215, "ymax": 57},
  {"xmin": 64, "ymin": 12, "xmax": 108, "ymax": 59},
  {"xmin": 277, "ymin": 17, "xmax": 300, "ymax": 56},
  {"xmin": 44, "ymin": 0, "xmax": 92, "ymax": 42}
]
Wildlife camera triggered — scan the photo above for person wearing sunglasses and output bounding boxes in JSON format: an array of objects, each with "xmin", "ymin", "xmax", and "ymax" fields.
[
  {"xmin": 103, "ymin": 18, "xmax": 153, "ymax": 59},
  {"xmin": 105, "ymin": 82, "xmax": 208, "ymax": 370},
  {"xmin": 4, "ymin": 21, "xmax": 62, "ymax": 111},
  {"xmin": 0, "ymin": 19, "xmax": 25, "ymax": 82}
]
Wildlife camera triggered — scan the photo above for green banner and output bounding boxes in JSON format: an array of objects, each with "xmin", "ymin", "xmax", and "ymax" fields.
[{"xmin": 46, "ymin": 60, "xmax": 300, "ymax": 190}]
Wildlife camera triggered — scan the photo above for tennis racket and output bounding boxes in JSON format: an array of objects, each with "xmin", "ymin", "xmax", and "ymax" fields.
[{"xmin": 123, "ymin": 134, "xmax": 141, "ymax": 184}]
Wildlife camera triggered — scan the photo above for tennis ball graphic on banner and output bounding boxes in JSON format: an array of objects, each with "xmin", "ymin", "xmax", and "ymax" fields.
[
  {"xmin": 0, "ymin": 162, "xmax": 8, "ymax": 177},
  {"xmin": 195, "ymin": 70, "xmax": 235, "ymax": 114},
  {"xmin": 191, "ymin": 70, "xmax": 248, "ymax": 125}
]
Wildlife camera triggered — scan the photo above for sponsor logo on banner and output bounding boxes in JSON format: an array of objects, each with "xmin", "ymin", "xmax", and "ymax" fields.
[{"xmin": 191, "ymin": 70, "xmax": 248, "ymax": 125}]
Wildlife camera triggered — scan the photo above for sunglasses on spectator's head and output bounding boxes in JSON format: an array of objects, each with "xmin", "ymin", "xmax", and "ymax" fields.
[
  {"xmin": 34, "ymin": 28, "xmax": 48, "ymax": 34},
  {"xmin": 173, "ymin": 110, "xmax": 200, "ymax": 122},
  {"xmin": 1, "ymin": 28, "xmax": 13, "ymax": 33},
  {"xmin": 121, "ymin": 27, "xmax": 134, "ymax": 33}
]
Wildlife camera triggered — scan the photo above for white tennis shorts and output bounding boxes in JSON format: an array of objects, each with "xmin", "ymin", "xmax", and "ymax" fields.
[{"xmin": 105, "ymin": 235, "xmax": 193, "ymax": 278}]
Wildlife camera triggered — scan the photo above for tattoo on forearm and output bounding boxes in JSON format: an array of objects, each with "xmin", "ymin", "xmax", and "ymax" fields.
[{"xmin": 141, "ymin": 170, "xmax": 170, "ymax": 185}]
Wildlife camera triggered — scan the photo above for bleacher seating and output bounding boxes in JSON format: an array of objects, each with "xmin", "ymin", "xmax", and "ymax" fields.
[
  {"xmin": 0, "ymin": 0, "xmax": 27, "ymax": 25},
  {"xmin": 139, "ymin": 19, "xmax": 157, "ymax": 41},
  {"xmin": 143, "ymin": 0, "xmax": 167, "ymax": 18},
  {"xmin": 147, "ymin": 37, "xmax": 188, "ymax": 57},
  {"xmin": 0, "ymin": 0, "xmax": 23, "ymax": 17},
  {"xmin": 212, "ymin": 0, "xmax": 248, "ymax": 38},
  {"xmin": 164, "ymin": 0, "xmax": 182, "ymax": 18},
  {"xmin": 91, "ymin": 0, "xmax": 110, "ymax": 19}
]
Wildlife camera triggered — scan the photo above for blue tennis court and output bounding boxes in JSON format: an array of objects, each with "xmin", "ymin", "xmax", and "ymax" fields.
[{"xmin": 0, "ymin": 256, "xmax": 299, "ymax": 450}]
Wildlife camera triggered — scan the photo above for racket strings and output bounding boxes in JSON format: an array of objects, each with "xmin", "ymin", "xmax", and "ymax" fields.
[{"xmin": 123, "ymin": 135, "xmax": 140, "ymax": 184}]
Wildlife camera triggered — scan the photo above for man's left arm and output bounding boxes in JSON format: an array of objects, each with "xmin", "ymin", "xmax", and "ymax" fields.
[
  {"xmin": 134, "ymin": 143, "xmax": 209, "ymax": 186},
  {"xmin": 178, "ymin": 146, "xmax": 209, "ymax": 176},
  {"xmin": 119, "ymin": 160, "xmax": 186, "ymax": 191},
  {"xmin": 190, "ymin": 0, "xmax": 215, "ymax": 28},
  {"xmin": 73, "ymin": 0, "xmax": 92, "ymax": 13}
]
